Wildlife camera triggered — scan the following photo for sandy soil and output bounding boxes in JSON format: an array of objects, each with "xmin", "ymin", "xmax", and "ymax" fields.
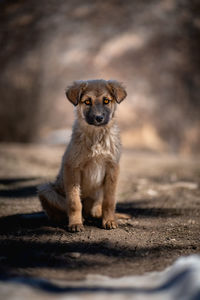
[{"xmin": 0, "ymin": 143, "xmax": 199, "ymax": 281}]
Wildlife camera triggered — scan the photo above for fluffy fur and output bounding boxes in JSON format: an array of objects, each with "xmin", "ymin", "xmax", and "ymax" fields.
[{"xmin": 38, "ymin": 79, "xmax": 128, "ymax": 232}]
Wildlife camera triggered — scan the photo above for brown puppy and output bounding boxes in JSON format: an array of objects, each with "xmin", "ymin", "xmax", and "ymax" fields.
[{"xmin": 38, "ymin": 79, "xmax": 127, "ymax": 232}]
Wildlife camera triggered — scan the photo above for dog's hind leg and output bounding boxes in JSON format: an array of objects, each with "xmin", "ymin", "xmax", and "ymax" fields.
[
  {"xmin": 82, "ymin": 188, "xmax": 103, "ymax": 219},
  {"xmin": 37, "ymin": 183, "xmax": 67, "ymax": 223},
  {"xmin": 83, "ymin": 198, "xmax": 102, "ymax": 219}
]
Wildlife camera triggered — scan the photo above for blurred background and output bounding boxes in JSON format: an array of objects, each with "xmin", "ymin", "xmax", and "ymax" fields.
[{"xmin": 0, "ymin": 0, "xmax": 199, "ymax": 153}]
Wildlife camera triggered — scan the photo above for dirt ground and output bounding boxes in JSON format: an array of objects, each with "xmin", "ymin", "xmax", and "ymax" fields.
[{"xmin": 0, "ymin": 143, "xmax": 199, "ymax": 282}]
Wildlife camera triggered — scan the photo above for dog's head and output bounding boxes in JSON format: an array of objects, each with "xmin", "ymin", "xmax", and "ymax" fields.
[{"xmin": 66, "ymin": 79, "xmax": 127, "ymax": 126}]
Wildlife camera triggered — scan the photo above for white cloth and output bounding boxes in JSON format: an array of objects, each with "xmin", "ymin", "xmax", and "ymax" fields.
[{"xmin": 1, "ymin": 255, "xmax": 200, "ymax": 300}]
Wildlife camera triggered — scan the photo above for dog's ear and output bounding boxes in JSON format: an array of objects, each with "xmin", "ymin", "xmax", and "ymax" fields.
[
  {"xmin": 66, "ymin": 81, "xmax": 88, "ymax": 106},
  {"xmin": 107, "ymin": 80, "xmax": 127, "ymax": 104}
]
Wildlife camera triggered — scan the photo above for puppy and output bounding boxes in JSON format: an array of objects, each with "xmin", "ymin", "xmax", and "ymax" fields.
[{"xmin": 38, "ymin": 79, "xmax": 127, "ymax": 232}]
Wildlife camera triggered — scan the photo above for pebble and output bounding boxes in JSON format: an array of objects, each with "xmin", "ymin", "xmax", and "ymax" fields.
[
  {"xmin": 147, "ymin": 189, "xmax": 158, "ymax": 196},
  {"xmin": 68, "ymin": 252, "xmax": 81, "ymax": 259},
  {"xmin": 188, "ymin": 219, "xmax": 196, "ymax": 225}
]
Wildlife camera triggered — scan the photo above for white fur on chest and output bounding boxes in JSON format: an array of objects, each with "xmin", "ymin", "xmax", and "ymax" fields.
[{"xmin": 81, "ymin": 159, "xmax": 106, "ymax": 195}]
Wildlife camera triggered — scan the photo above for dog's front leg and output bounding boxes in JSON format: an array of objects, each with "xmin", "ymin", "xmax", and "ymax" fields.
[
  {"xmin": 102, "ymin": 163, "xmax": 119, "ymax": 229},
  {"xmin": 64, "ymin": 163, "xmax": 83, "ymax": 232}
]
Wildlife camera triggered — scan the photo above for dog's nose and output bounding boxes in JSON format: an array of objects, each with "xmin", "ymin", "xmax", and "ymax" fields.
[{"xmin": 95, "ymin": 115, "xmax": 104, "ymax": 123}]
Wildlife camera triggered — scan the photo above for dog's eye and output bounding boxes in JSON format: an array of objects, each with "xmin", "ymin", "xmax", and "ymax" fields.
[
  {"xmin": 84, "ymin": 99, "xmax": 91, "ymax": 105},
  {"xmin": 103, "ymin": 98, "xmax": 110, "ymax": 105}
]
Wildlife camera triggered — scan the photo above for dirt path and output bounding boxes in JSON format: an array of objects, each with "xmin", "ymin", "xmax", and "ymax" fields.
[{"xmin": 0, "ymin": 144, "xmax": 199, "ymax": 281}]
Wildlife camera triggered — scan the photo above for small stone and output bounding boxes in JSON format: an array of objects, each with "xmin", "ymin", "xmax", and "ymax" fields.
[
  {"xmin": 188, "ymin": 219, "xmax": 195, "ymax": 225},
  {"xmin": 147, "ymin": 189, "xmax": 158, "ymax": 196},
  {"xmin": 68, "ymin": 252, "xmax": 81, "ymax": 258},
  {"xmin": 170, "ymin": 238, "xmax": 176, "ymax": 242}
]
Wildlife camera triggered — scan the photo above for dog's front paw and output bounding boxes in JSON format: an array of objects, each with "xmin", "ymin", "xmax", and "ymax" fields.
[
  {"xmin": 68, "ymin": 223, "xmax": 84, "ymax": 232},
  {"xmin": 102, "ymin": 219, "xmax": 118, "ymax": 230}
]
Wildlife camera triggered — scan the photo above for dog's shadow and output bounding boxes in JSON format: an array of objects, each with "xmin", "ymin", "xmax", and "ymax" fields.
[
  {"xmin": 0, "ymin": 175, "xmax": 181, "ymax": 234},
  {"xmin": 0, "ymin": 207, "xmax": 184, "ymax": 280},
  {"xmin": 0, "ymin": 199, "xmax": 181, "ymax": 236},
  {"xmin": 0, "ymin": 212, "xmax": 52, "ymax": 235},
  {"xmin": 0, "ymin": 196, "xmax": 186, "ymax": 280}
]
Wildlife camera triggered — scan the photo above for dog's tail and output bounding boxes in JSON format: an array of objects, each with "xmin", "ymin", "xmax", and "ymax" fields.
[
  {"xmin": 37, "ymin": 183, "xmax": 67, "ymax": 222},
  {"xmin": 115, "ymin": 213, "xmax": 131, "ymax": 220}
]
